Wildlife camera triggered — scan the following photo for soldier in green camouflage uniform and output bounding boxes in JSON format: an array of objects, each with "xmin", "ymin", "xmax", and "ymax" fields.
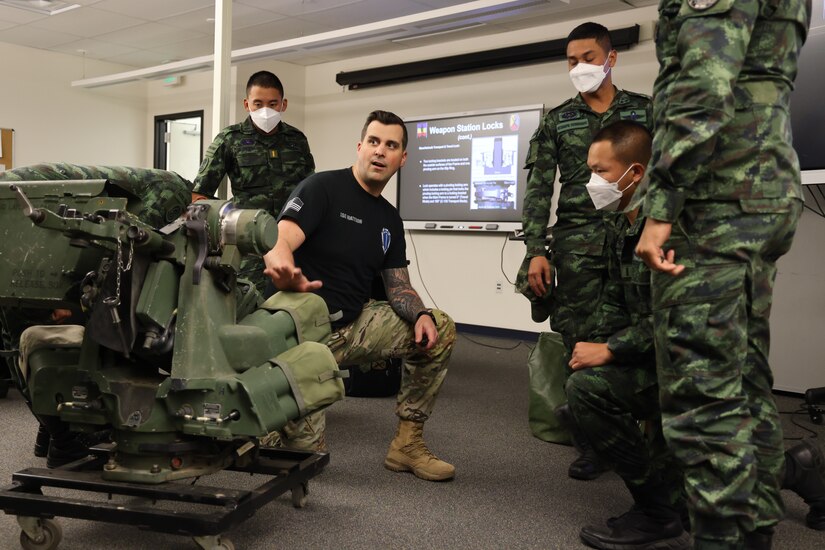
[
  {"xmin": 567, "ymin": 122, "xmax": 689, "ymax": 549},
  {"xmin": 522, "ymin": 21, "xmax": 652, "ymax": 480},
  {"xmin": 192, "ymin": 71, "xmax": 315, "ymax": 294},
  {"xmin": 635, "ymin": 1, "xmax": 811, "ymax": 547}
]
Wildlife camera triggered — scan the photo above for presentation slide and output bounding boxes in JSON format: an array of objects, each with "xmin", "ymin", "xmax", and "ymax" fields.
[{"xmin": 398, "ymin": 106, "xmax": 542, "ymax": 231}]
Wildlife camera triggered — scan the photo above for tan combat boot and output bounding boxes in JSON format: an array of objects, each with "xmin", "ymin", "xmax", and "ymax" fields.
[{"xmin": 384, "ymin": 420, "xmax": 455, "ymax": 481}]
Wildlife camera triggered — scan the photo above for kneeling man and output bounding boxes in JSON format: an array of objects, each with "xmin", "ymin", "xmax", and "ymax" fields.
[
  {"xmin": 566, "ymin": 121, "xmax": 689, "ymax": 549},
  {"xmin": 264, "ymin": 110, "xmax": 456, "ymax": 481}
]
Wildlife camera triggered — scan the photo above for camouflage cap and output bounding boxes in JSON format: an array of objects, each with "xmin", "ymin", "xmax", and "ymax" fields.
[{"xmin": 516, "ymin": 252, "xmax": 554, "ymax": 323}]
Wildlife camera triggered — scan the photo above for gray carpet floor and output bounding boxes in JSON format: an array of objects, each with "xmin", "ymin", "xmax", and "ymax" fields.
[{"xmin": 0, "ymin": 332, "xmax": 823, "ymax": 549}]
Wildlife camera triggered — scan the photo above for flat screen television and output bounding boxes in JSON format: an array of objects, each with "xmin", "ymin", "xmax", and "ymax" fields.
[
  {"xmin": 791, "ymin": 0, "xmax": 825, "ymax": 184},
  {"xmin": 397, "ymin": 105, "xmax": 543, "ymax": 232}
]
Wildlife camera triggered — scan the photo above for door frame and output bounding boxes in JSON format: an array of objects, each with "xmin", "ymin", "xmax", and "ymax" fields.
[{"xmin": 153, "ymin": 110, "xmax": 205, "ymax": 170}]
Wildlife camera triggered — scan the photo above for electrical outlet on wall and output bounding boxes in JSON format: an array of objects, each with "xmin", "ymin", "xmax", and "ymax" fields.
[{"xmin": 495, "ymin": 281, "xmax": 503, "ymax": 294}]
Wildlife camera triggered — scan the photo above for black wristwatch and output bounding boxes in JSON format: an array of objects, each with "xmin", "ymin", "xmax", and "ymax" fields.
[{"xmin": 415, "ymin": 309, "xmax": 437, "ymax": 326}]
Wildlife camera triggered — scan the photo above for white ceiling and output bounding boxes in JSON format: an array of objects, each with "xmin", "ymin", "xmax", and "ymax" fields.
[{"xmin": 0, "ymin": 0, "xmax": 654, "ymax": 70}]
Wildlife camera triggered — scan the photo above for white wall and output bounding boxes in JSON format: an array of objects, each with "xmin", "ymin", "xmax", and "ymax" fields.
[
  {"xmin": 0, "ymin": 42, "xmax": 147, "ymax": 168},
  {"xmin": 302, "ymin": 6, "xmax": 660, "ymax": 333},
  {"xmin": 771, "ymin": 207, "xmax": 825, "ymax": 393}
]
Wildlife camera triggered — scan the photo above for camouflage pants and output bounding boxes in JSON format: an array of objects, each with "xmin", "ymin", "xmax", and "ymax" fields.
[
  {"xmin": 651, "ymin": 199, "xmax": 803, "ymax": 547},
  {"xmin": 271, "ymin": 300, "xmax": 456, "ymax": 451},
  {"xmin": 551, "ymin": 251, "xmax": 627, "ymax": 355},
  {"xmin": 566, "ymin": 362, "xmax": 683, "ymax": 506},
  {"xmin": 239, "ymin": 256, "xmax": 268, "ymax": 296}
]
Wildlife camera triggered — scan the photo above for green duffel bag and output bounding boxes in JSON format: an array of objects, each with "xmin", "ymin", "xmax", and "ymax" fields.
[
  {"xmin": 527, "ymin": 331, "xmax": 571, "ymax": 445},
  {"xmin": 270, "ymin": 341, "xmax": 346, "ymax": 417}
]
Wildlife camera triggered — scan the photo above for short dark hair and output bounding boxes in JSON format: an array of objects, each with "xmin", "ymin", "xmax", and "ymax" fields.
[
  {"xmin": 567, "ymin": 22, "xmax": 612, "ymax": 54},
  {"xmin": 246, "ymin": 71, "xmax": 284, "ymax": 97},
  {"xmin": 361, "ymin": 110, "xmax": 408, "ymax": 150},
  {"xmin": 592, "ymin": 121, "xmax": 652, "ymax": 167}
]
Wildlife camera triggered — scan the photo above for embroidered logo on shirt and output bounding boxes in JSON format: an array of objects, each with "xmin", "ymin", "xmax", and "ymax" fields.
[
  {"xmin": 285, "ymin": 197, "xmax": 303, "ymax": 213},
  {"xmin": 339, "ymin": 212, "xmax": 363, "ymax": 224},
  {"xmin": 381, "ymin": 228, "xmax": 391, "ymax": 254},
  {"xmin": 620, "ymin": 109, "xmax": 648, "ymax": 123}
]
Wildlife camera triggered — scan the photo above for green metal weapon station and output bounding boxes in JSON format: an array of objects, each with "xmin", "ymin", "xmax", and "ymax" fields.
[{"xmin": 0, "ymin": 177, "xmax": 344, "ymax": 550}]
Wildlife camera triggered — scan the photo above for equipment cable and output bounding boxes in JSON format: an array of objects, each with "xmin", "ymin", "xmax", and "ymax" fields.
[
  {"xmin": 778, "ymin": 404, "xmax": 821, "ymax": 440},
  {"xmin": 803, "ymin": 185, "xmax": 825, "ymax": 218},
  {"xmin": 499, "ymin": 232, "xmax": 517, "ymax": 286},
  {"xmin": 407, "ymin": 230, "xmax": 533, "ymax": 352}
]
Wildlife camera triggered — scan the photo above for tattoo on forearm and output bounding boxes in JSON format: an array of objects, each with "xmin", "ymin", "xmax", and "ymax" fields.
[{"xmin": 382, "ymin": 268, "xmax": 426, "ymax": 324}]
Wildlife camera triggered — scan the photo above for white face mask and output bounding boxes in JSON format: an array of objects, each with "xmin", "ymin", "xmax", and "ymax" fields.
[
  {"xmin": 586, "ymin": 165, "xmax": 634, "ymax": 212},
  {"xmin": 569, "ymin": 57, "xmax": 611, "ymax": 94},
  {"xmin": 249, "ymin": 106, "xmax": 281, "ymax": 133}
]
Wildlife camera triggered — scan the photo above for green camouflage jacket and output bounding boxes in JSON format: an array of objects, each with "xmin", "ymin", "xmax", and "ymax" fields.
[
  {"xmin": 599, "ymin": 214, "xmax": 655, "ymax": 364},
  {"xmin": 646, "ymin": 0, "xmax": 810, "ymax": 222},
  {"xmin": 192, "ymin": 117, "xmax": 315, "ymax": 216},
  {"xmin": 521, "ymin": 88, "xmax": 652, "ymax": 257}
]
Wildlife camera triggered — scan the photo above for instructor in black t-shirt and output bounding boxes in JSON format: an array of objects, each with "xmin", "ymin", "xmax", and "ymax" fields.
[{"xmin": 263, "ymin": 110, "xmax": 457, "ymax": 482}]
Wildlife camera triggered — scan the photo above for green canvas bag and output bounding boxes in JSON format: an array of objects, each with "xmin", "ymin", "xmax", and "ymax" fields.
[
  {"xmin": 270, "ymin": 341, "xmax": 345, "ymax": 417},
  {"xmin": 260, "ymin": 291, "xmax": 338, "ymax": 344},
  {"xmin": 527, "ymin": 331, "xmax": 571, "ymax": 445}
]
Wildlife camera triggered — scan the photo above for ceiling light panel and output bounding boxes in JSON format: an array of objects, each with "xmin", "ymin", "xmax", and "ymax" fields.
[{"xmin": 0, "ymin": 0, "xmax": 80, "ymax": 16}]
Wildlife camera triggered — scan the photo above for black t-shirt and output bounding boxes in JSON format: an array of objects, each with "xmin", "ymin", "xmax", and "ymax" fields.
[{"xmin": 278, "ymin": 168, "xmax": 407, "ymax": 325}]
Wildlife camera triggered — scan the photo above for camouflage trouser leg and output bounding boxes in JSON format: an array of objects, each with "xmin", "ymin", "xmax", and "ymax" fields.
[
  {"xmin": 550, "ymin": 252, "xmax": 626, "ymax": 355},
  {"xmin": 566, "ymin": 363, "xmax": 682, "ymax": 504},
  {"xmin": 277, "ymin": 300, "xmax": 456, "ymax": 451},
  {"xmin": 239, "ymin": 256, "xmax": 268, "ymax": 296},
  {"xmin": 652, "ymin": 199, "xmax": 802, "ymax": 547}
]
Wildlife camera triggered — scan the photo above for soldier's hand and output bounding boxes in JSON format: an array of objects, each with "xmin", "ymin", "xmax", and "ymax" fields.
[
  {"xmin": 527, "ymin": 255, "xmax": 553, "ymax": 297},
  {"xmin": 635, "ymin": 219, "xmax": 685, "ymax": 276},
  {"xmin": 569, "ymin": 342, "xmax": 613, "ymax": 370},
  {"xmin": 414, "ymin": 315, "xmax": 437, "ymax": 351},
  {"xmin": 263, "ymin": 248, "xmax": 322, "ymax": 292},
  {"xmin": 266, "ymin": 265, "xmax": 322, "ymax": 293}
]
